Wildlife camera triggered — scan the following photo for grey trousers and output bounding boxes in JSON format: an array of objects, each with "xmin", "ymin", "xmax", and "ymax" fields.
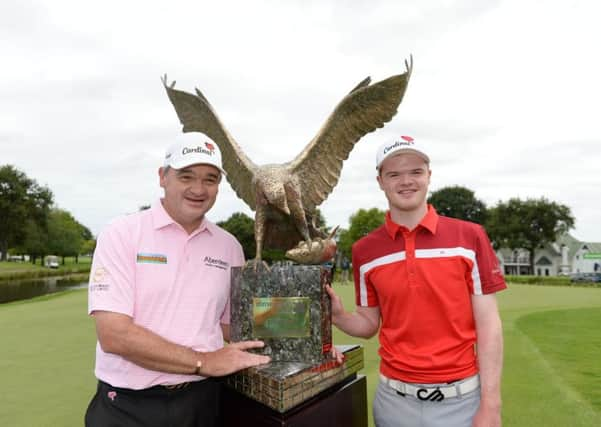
[{"xmin": 373, "ymin": 379, "xmax": 481, "ymax": 427}]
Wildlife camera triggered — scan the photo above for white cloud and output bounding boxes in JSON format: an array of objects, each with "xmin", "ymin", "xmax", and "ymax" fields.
[{"xmin": 1, "ymin": 0, "xmax": 599, "ymax": 243}]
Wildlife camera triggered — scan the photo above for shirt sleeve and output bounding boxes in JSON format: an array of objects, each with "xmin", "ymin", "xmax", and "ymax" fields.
[
  {"xmin": 88, "ymin": 218, "xmax": 136, "ymax": 316},
  {"xmin": 474, "ymin": 225, "xmax": 507, "ymax": 295}
]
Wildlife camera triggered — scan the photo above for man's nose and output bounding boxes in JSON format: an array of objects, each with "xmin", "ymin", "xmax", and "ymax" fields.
[
  {"xmin": 189, "ymin": 179, "xmax": 208, "ymax": 194},
  {"xmin": 397, "ymin": 174, "xmax": 412, "ymax": 185}
]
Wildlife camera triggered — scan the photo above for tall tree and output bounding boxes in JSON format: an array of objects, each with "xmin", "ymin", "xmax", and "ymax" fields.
[
  {"xmin": 217, "ymin": 212, "xmax": 256, "ymax": 260},
  {"xmin": 74, "ymin": 221, "xmax": 93, "ymax": 263},
  {"xmin": 80, "ymin": 239, "xmax": 97, "ymax": 258},
  {"xmin": 486, "ymin": 197, "xmax": 575, "ymax": 270},
  {"xmin": 337, "ymin": 208, "xmax": 386, "ymax": 258},
  {"xmin": 46, "ymin": 208, "xmax": 84, "ymax": 264},
  {"xmin": 19, "ymin": 219, "xmax": 50, "ymax": 265},
  {"xmin": 79, "ymin": 223, "xmax": 93, "ymax": 241},
  {"xmin": 336, "ymin": 228, "xmax": 352, "ymax": 260},
  {"xmin": 0, "ymin": 165, "xmax": 53, "ymax": 260},
  {"xmin": 427, "ymin": 186, "xmax": 487, "ymax": 224}
]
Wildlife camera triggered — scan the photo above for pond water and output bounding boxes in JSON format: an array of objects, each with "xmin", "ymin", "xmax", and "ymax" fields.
[{"xmin": 0, "ymin": 276, "xmax": 88, "ymax": 304}]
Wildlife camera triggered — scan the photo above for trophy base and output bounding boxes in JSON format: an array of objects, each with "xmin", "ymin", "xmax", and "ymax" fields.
[{"xmin": 224, "ymin": 344, "xmax": 364, "ymax": 413}]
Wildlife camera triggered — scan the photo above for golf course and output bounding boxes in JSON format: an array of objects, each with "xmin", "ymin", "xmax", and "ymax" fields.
[{"xmin": 1, "ymin": 281, "xmax": 600, "ymax": 426}]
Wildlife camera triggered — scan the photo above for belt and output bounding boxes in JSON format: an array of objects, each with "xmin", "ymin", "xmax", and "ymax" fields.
[
  {"xmin": 162, "ymin": 382, "xmax": 190, "ymax": 390},
  {"xmin": 380, "ymin": 374, "xmax": 480, "ymax": 401},
  {"xmin": 99, "ymin": 380, "xmax": 197, "ymax": 397}
]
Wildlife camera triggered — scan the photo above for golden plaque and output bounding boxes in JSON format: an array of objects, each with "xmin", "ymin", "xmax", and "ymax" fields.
[{"xmin": 252, "ymin": 297, "xmax": 311, "ymax": 338}]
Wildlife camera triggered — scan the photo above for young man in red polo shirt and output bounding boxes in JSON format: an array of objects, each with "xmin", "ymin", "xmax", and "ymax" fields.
[{"xmin": 327, "ymin": 136, "xmax": 506, "ymax": 427}]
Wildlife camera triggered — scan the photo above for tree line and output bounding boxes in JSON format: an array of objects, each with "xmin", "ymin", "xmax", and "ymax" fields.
[
  {"xmin": 1, "ymin": 164, "xmax": 575, "ymax": 268},
  {"xmin": 0, "ymin": 165, "xmax": 95, "ymax": 264},
  {"xmin": 336, "ymin": 186, "xmax": 575, "ymax": 268},
  {"xmin": 219, "ymin": 186, "xmax": 575, "ymax": 268}
]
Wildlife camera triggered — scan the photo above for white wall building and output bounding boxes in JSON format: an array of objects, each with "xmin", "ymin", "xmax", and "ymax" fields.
[{"xmin": 497, "ymin": 234, "xmax": 601, "ymax": 276}]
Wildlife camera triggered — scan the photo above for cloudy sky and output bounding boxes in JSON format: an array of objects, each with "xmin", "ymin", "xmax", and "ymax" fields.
[{"xmin": 2, "ymin": 0, "xmax": 600, "ymax": 242}]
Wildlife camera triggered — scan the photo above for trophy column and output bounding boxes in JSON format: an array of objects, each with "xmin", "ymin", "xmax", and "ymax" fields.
[{"xmin": 221, "ymin": 264, "xmax": 367, "ymax": 426}]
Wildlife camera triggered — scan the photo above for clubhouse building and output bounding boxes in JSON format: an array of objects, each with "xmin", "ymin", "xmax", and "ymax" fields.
[{"xmin": 497, "ymin": 233, "xmax": 601, "ymax": 276}]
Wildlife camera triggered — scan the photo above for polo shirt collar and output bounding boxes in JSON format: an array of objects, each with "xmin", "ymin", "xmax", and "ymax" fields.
[
  {"xmin": 150, "ymin": 199, "xmax": 214, "ymax": 236},
  {"xmin": 384, "ymin": 204, "xmax": 439, "ymax": 239}
]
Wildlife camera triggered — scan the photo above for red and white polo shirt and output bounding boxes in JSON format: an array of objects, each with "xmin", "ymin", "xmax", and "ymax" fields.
[{"xmin": 352, "ymin": 205, "xmax": 506, "ymax": 383}]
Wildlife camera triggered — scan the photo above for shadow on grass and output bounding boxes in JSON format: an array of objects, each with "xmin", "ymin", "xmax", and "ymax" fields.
[{"xmin": 516, "ymin": 307, "xmax": 601, "ymax": 412}]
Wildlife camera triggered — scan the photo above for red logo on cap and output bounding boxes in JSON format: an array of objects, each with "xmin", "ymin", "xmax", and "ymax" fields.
[
  {"xmin": 205, "ymin": 142, "xmax": 215, "ymax": 152},
  {"xmin": 401, "ymin": 135, "xmax": 414, "ymax": 142}
]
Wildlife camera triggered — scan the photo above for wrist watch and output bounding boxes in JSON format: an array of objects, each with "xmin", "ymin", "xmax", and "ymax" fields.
[{"xmin": 194, "ymin": 360, "xmax": 203, "ymax": 375}]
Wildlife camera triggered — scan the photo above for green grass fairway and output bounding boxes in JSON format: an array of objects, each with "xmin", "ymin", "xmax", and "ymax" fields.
[
  {"xmin": 0, "ymin": 261, "xmax": 39, "ymax": 272},
  {"xmin": 495, "ymin": 285, "xmax": 601, "ymax": 427},
  {"xmin": 0, "ymin": 290, "xmax": 97, "ymax": 426},
  {"xmin": 1, "ymin": 284, "xmax": 601, "ymax": 426},
  {"xmin": 516, "ymin": 308, "xmax": 601, "ymax": 411}
]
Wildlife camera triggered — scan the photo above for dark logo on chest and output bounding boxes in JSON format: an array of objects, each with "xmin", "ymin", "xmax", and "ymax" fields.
[{"xmin": 204, "ymin": 256, "xmax": 229, "ymax": 270}]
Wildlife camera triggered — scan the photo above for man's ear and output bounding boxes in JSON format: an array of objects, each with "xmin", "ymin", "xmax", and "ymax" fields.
[{"xmin": 159, "ymin": 167, "xmax": 166, "ymax": 188}]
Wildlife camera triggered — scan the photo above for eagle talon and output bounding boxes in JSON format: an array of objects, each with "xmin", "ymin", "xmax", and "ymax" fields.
[
  {"xmin": 285, "ymin": 227, "xmax": 339, "ymax": 264},
  {"xmin": 243, "ymin": 258, "xmax": 271, "ymax": 273}
]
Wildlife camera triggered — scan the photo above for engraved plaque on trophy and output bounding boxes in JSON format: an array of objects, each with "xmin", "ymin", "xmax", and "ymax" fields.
[
  {"xmin": 252, "ymin": 297, "xmax": 311, "ymax": 338},
  {"xmin": 230, "ymin": 264, "xmax": 332, "ymax": 364}
]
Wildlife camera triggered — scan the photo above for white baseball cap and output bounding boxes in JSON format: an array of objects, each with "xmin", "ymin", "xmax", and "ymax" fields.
[
  {"xmin": 376, "ymin": 135, "xmax": 430, "ymax": 170},
  {"xmin": 163, "ymin": 132, "xmax": 226, "ymax": 175}
]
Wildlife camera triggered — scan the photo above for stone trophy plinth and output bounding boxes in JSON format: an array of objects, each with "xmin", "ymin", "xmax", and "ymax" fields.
[
  {"xmin": 227, "ymin": 264, "xmax": 365, "ymax": 416},
  {"xmin": 230, "ymin": 264, "xmax": 332, "ymax": 363}
]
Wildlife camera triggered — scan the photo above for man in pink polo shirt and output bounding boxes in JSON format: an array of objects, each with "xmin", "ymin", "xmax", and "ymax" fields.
[
  {"xmin": 327, "ymin": 136, "xmax": 506, "ymax": 427},
  {"xmin": 85, "ymin": 132, "xmax": 270, "ymax": 427}
]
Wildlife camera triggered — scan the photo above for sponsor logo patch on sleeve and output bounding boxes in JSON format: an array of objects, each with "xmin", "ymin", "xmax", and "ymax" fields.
[{"xmin": 90, "ymin": 266, "xmax": 110, "ymax": 292}]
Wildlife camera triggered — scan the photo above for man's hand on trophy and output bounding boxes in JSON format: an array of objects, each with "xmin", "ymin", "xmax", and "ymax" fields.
[
  {"xmin": 330, "ymin": 345, "xmax": 345, "ymax": 365},
  {"xmin": 325, "ymin": 284, "xmax": 346, "ymax": 321},
  {"xmin": 198, "ymin": 341, "xmax": 271, "ymax": 377}
]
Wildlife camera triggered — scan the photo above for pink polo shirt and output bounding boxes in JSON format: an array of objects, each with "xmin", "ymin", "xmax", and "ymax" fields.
[{"xmin": 88, "ymin": 200, "xmax": 244, "ymax": 389}]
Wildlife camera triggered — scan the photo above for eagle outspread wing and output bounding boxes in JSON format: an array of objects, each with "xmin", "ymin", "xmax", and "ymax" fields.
[
  {"xmin": 162, "ymin": 75, "xmax": 258, "ymax": 210},
  {"xmin": 288, "ymin": 57, "xmax": 413, "ymax": 212}
]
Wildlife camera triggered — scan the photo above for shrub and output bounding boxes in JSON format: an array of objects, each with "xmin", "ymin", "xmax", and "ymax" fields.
[{"xmin": 506, "ymin": 275, "xmax": 601, "ymax": 288}]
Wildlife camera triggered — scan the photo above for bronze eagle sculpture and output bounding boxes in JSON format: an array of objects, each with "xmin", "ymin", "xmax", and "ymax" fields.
[{"xmin": 162, "ymin": 57, "xmax": 412, "ymax": 265}]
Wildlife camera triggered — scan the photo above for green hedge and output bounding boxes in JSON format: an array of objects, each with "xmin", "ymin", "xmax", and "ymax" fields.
[
  {"xmin": 0, "ymin": 265, "xmax": 91, "ymax": 282},
  {"xmin": 506, "ymin": 275, "xmax": 601, "ymax": 288}
]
